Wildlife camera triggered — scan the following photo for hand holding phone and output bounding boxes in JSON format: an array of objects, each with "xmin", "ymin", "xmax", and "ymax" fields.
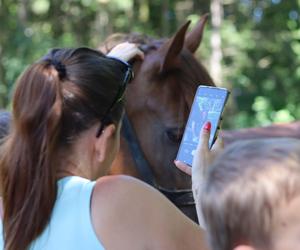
[
  {"xmin": 175, "ymin": 121, "xmax": 217, "ymax": 229},
  {"xmin": 176, "ymin": 85, "xmax": 229, "ymax": 166}
]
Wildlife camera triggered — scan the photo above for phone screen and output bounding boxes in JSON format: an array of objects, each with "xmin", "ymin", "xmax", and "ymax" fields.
[{"xmin": 176, "ymin": 85, "xmax": 229, "ymax": 166}]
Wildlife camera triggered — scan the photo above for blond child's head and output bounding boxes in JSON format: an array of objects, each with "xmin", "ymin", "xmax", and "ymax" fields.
[{"xmin": 201, "ymin": 138, "xmax": 300, "ymax": 250}]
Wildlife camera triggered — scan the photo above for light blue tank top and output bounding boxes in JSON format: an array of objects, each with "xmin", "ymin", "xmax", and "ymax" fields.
[{"xmin": 0, "ymin": 176, "xmax": 105, "ymax": 250}]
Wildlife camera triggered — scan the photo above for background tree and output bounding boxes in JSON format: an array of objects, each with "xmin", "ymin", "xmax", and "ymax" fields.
[{"xmin": 0, "ymin": 0, "xmax": 299, "ymax": 129}]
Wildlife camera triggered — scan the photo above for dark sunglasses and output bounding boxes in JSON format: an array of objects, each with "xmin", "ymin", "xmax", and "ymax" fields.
[{"xmin": 95, "ymin": 57, "xmax": 133, "ymax": 137}]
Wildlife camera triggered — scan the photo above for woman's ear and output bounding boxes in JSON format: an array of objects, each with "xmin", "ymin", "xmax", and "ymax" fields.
[
  {"xmin": 94, "ymin": 124, "xmax": 116, "ymax": 163},
  {"xmin": 234, "ymin": 245, "xmax": 256, "ymax": 250}
]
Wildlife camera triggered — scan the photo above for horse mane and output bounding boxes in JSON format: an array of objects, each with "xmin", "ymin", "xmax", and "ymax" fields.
[
  {"xmin": 98, "ymin": 32, "xmax": 214, "ymax": 90},
  {"xmin": 98, "ymin": 33, "xmax": 161, "ymax": 54},
  {"xmin": 179, "ymin": 49, "xmax": 214, "ymax": 98}
]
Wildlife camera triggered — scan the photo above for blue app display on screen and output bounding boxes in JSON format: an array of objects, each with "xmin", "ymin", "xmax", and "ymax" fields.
[{"xmin": 176, "ymin": 85, "xmax": 229, "ymax": 166}]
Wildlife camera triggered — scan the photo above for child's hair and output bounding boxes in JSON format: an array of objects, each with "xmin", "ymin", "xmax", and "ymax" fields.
[
  {"xmin": 0, "ymin": 47, "xmax": 129, "ymax": 250},
  {"xmin": 201, "ymin": 138, "xmax": 300, "ymax": 250}
]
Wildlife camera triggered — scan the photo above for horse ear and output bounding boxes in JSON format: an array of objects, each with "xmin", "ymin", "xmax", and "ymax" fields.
[
  {"xmin": 159, "ymin": 21, "xmax": 191, "ymax": 72},
  {"xmin": 185, "ymin": 13, "xmax": 209, "ymax": 53}
]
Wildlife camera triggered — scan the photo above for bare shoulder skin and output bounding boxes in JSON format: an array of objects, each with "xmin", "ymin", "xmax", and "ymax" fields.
[{"xmin": 91, "ymin": 175, "xmax": 209, "ymax": 250}]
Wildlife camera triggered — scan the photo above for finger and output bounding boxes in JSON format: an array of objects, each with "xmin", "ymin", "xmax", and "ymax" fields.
[
  {"xmin": 107, "ymin": 42, "xmax": 143, "ymax": 62},
  {"xmin": 135, "ymin": 49, "xmax": 144, "ymax": 60},
  {"xmin": 211, "ymin": 135, "xmax": 224, "ymax": 151},
  {"xmin": 197, "ymin": 121, "xmax": 211, "ymax": 152},
  {"xmin": 174, "ymin": 160, "xmax": 192, "ymax": 176},
  {"xmin": 211, "ymin": 135, "xmax": 224, "ymax": 160},
  {"xmin": 192, "ymin": 121, "xmax": 211, "ymax": 176},
  {"xmin": 122, "ymin": 47, "xmax": 144, "ymax": 62},
  {"xmin": 128, "ymin": 47, "xmax": 144, "ymax": 61}
]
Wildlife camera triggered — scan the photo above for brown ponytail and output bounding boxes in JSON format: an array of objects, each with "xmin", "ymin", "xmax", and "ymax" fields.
[
  {"xmin": 0, "ymin": 47, "xmax": 128, "ymax": 250},
  {"xmin": 0, "ymin": 62, "xmax": 62, "ymax": 250}
]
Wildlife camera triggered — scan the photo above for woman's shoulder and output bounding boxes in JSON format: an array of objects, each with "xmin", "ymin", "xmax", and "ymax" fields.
[
  {"xmin": 94, "ymin": 174, "xmax": 156, "ymax": 194},
  {"xmin": 95, "ymin": 174, "xmax": 145, "ymax": 187},
  {"xmin": 92, "ymin": 174, "xmax": 161, "ymax": 210},
  {"xmin": 90, "ymin": 175, "xmax": 162, "ymax": 249},
  {"xmin": 90, "ymin": 175, "xmax": 206, "ymax": 249}
]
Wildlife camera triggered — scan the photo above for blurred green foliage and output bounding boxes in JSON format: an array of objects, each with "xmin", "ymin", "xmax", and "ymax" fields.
[
  {"xmin": 221, "ymin": 0, "xmax": 300, "ymax": 128},
  {"xmin": 0, "ymin": 0, "xmax": 299, "ymax": 128}
]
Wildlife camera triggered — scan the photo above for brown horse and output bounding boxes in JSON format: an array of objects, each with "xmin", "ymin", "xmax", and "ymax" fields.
[
  {"xmin": 100, "ymin": 14, "xmax": 214, "ymax": 222},
  {"xmin": 100, "ymin": 14, "xmax": 300, "ymax": 224},
  {"xmin": 0, "ymin": 14, "xmax": 298, "ymax": 230},
  {"xmin": 222, "ymin": 121, "xmax": 300, "ymax": 144}
]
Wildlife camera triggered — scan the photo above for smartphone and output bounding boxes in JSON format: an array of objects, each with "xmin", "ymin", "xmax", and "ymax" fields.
[{"xmin": 176, "ymin": 85, "xmax": 230, "ymax": 166}]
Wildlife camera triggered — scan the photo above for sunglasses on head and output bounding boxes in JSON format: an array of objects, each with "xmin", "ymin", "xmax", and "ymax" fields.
[{"xmin": 95, "ymin": 57, "xmax": 133, "ymax": 137}]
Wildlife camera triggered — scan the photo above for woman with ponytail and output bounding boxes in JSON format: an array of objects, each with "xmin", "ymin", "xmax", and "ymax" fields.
[{"xmin": 0, "ymin": 43, "xmax": 208, "ymax": 250}]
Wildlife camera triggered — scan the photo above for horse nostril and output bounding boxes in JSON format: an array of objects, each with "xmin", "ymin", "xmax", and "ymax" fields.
[{"xmin": 166, "ymin": 128, "xmax": 184, "ymax": 143}]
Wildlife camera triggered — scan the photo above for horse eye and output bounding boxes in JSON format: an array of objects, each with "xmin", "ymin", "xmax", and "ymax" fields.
[{"xmin": 165, "ymin": 128, "xmax": 184, "ymax": 143}]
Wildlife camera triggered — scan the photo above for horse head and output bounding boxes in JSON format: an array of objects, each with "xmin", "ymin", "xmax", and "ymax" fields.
[{"xmin": 100, "ymin": 15, "xmax": 214, "ymax": 220}]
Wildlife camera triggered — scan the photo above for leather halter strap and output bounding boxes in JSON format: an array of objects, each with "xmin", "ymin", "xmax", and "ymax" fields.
[
  {"xmin": 121, "ymin": 113, "xmax": 195, "ymax": 206},
  {"xmin": 121, "ymin": 114, "xmax": 155, "ymax": 186}
]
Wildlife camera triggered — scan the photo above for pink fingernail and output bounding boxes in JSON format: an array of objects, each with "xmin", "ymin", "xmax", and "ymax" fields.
[{"xmin": 204, "ymin": 121, "xmax": 211, "ymax": 131}]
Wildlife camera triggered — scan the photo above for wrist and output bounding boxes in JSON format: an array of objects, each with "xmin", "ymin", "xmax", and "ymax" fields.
[{"xmin": 192, "ymin": 182, "xmax": 207, "ymax": 230}]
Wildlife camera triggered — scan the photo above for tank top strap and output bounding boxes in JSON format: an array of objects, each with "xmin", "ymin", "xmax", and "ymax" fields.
[
  {"xmin": 0, "ymin": 176, "xmax": 106, "ymax": 250},
  {"xmin": 56, "ymin": 176, "xmax": 104, "ymax": 249}
]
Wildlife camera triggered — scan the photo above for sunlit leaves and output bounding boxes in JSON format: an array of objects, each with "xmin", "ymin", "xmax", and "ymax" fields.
[
  {"xmin": 31, "ymin": 0, "xmax": 50, "ymax": 15},
  {"xmin": 0, "ymin": 0, "xmax": 299, "ymax": 129}
]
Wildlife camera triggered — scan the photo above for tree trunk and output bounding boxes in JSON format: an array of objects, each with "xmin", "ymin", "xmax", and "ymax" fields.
[
  {"xmin": 161, "ymin": 0, "xmax": 169, "ymax": 36},
  {"xmin": 132, "ymin": 0, "xmax": 140, "ymax": 23},
  {"xmin": 210, "ymin": 0, "xmax": 223, "ymax": 85},
  {"xmin": 18, "ymin": 0, "xmax": 29, "ymax": 25}
]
